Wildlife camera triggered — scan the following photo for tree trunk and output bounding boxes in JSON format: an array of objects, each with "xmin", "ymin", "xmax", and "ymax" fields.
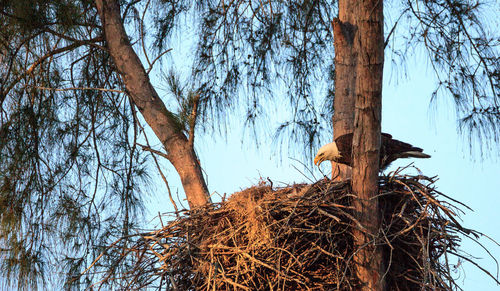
[
  {"xmin": 331, "ymin": 1, "xmax": 357, "ymax": 181},
  {"xmin": 95, "ymin": 0, "xmax": 211, "ymax": 208},
  {"xmin": 351, "ymin": 0, "xmax": 385, "ymax": 290}
]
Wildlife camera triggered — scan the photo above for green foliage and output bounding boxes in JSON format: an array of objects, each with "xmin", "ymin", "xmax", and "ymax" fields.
[
  {"xmin": 189, "ymin": 0, "xmax": 336, "ymax": 157},
  {"xmin": 0, "ymin": 0, "xmax": 151, "ymax": 289},
  {"xmin": 152, "ymin": 0, "xmax": 498, "ymax": 157},
  {"xmin": 0, "ymin": 0, "xmax": 86, "ymax": 32},
  {"xmin": 397, "ymin": 0, "xmax": 499, "ymax": 153},
  {"xmin": 0, "ymin": 0, "xmax": 498, "ymax": 289}
]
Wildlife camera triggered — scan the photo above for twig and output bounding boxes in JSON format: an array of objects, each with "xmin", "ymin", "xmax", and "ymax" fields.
[
  {"xmin": 28, "ymin": 85, "xmax": 124, "ymax": 94},
  {"xmin": 137, "ymin": 143, "xmax": 169, "ymax": 160}
]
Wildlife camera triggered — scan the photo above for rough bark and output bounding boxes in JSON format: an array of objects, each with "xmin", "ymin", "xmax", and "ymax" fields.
[
  {"xmin": 351, "ymin": 0, "xmax": 385, "ymax": 290},
  {"xmin": 331, "ymin": 1, "xmax": 357, "ymax": 181},
  {"xmin": 95, "ymin": 0, "xmax": 211, "ymax": 208}
]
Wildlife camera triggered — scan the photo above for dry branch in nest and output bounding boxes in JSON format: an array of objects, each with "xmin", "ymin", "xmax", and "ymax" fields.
[{"xmin": 87, "ymin": 174, "xmax": 498, "ymax": 290}]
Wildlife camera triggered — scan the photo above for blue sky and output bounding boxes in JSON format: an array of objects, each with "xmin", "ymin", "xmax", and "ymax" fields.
[
  {"xmin": 144, "ymin": 62, "xmax": 500, "ymax": 290},
  {"xmin": 382, "ymin": 57, "xmax": 500, "ymax": 290},
  {"xmin": 145, "ymin": 63, "xmax": 499, "ymax": 290},
  {"xmin": 139, "ymin": 6, "xmax": 500, "ymax": 290}
]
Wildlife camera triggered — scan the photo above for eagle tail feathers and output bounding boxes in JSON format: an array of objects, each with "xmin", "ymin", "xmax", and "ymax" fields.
[{"xmin": 398, "ymin": 151, "xmax": 431, "ymax": 159}]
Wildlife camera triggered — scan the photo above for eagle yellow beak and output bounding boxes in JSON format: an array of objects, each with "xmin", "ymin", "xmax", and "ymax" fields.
[{"xmin": 314, "ymin": 155, "xmax": 323, "ymax": 166}]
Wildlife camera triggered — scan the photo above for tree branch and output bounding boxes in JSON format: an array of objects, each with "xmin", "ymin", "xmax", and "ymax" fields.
[{"xmin": 188, "ymin": 93, "xmax": 200, "ymax": 150}]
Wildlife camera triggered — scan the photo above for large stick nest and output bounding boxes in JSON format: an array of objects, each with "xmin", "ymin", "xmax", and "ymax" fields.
[{"xmin": 91, "ymin": 175, "xmax": 494, "ymax": 290}]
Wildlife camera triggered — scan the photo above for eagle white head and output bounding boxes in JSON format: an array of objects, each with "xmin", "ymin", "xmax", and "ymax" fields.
[{"xmin": 314, "ymin": 142, "xmax": 341, "ymax": 166}]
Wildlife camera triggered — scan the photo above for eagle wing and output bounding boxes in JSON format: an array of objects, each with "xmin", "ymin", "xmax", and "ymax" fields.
[
  {"xmin": 334, "ymin": 133, "xmax": 354, "ymax": 166},
  {"xmin": 333, "ymin": 132, "xmax": 429, "ymax": 170},
  {"xmin": 380, "ymin": 134, "xmax": 428, "ymax": 169}
]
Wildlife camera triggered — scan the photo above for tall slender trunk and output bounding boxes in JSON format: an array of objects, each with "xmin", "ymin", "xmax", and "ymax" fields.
[
  {"xmin": 351, "ymin": 0, "xmax": 385, "ymax": 290},
  {"xmin": 95, "ymin": 0, "xmax": 211, "ymax": 208},
  {"xmin": 331, "ymin": 1, "xmax": 357, "ymax": 181}
]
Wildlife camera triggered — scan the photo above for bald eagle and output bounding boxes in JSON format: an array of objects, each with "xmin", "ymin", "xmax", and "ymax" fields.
[{"xmin": 314, "ymin": 133, "xmax": 430, "ymax": 170}]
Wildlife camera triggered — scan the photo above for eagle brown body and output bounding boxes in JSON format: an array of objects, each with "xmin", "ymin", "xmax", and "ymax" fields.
[{"xmin": 314, "ymin": 133, "xmax": 430, "ymax": 170}]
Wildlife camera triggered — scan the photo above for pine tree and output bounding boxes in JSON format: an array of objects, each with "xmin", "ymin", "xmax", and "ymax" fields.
[{"xmin": 0, "ymin": 0, "xmax": 497, "ymax": 289}]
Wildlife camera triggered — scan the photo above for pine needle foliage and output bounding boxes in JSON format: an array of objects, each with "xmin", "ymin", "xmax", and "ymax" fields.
[
  {"xmin": 0, "ymin": 0, "xmax": 498, "ymax": 289},
  {"xmin": 0, "ymin": 0, "xmax": 150, "ymax": 288}
]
